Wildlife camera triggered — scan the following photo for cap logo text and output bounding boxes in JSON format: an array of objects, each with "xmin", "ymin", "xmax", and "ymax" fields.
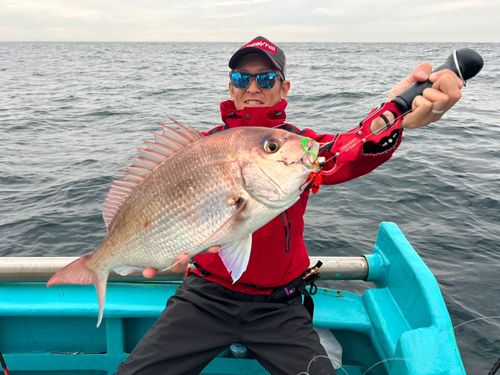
[{"xmin": 243, "ymin": 40, "xmax": 277, "ymax": 54}]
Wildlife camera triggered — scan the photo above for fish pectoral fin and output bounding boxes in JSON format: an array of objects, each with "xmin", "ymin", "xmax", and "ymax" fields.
[{"xmin": 218, "ymin": 234, "xmax": 252, "ymax": 283}]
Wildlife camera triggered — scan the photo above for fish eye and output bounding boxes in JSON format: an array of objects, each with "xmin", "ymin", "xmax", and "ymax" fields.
[{"xmin": 264, "ymin": 139, "xmax": 280, "ymax": 153}]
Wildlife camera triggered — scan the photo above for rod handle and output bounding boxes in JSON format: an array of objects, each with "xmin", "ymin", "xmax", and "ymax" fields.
[{"xmin": 392, "ymin": 48, "xmax": 484, "ymax": 113}]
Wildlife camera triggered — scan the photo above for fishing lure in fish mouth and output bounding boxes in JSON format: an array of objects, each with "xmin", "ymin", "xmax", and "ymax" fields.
[{"xmin": 301, "ymin": 137, "xmax": 318, "ymax": 161}]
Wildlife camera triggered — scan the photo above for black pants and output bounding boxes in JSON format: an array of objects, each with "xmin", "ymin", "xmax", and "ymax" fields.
[{"xmin": 116, "ymin": 274, "xmax": 337, "ymax": 375}]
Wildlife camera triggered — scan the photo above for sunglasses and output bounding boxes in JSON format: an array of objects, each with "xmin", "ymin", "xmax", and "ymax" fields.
[{"xmin": 230, "ymin": 71, "xmax": 284, "ymax": 90}]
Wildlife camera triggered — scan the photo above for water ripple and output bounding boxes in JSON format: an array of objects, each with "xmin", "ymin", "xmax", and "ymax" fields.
[{"xmin": 1, "ymin": 41, "xmax": 499, "ymax": 373}]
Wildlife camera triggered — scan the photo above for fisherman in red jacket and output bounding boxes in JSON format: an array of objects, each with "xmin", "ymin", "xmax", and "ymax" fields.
[{"xmin": 116, "ymin": 37, "xmax": 463, "ymax": 375}]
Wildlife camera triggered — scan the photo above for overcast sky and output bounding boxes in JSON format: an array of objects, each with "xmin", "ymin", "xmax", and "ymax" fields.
[{"xmin": 1, "ymin": 0, "xmax": 498, "ymax": 42}]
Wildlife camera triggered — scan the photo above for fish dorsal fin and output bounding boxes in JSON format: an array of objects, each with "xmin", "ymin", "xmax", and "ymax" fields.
[{"xmin": 102, "ymin": 118, "xmax": 204, "ymax": 229}]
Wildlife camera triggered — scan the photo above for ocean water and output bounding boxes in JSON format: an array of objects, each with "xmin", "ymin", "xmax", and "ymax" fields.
[{"xmin": 1, "ymin": 42, "xmax": 499, "ymax": 373}]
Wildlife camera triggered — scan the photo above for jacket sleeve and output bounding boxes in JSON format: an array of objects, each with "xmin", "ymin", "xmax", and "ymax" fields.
[{"xmin": 299, "ymin": 122, "xmax": 403, "ymax": 186}]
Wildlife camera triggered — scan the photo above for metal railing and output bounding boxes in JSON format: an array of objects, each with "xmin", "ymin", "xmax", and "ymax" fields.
[{"xmin": 0, "ymin": 256, "xmax": 369, "ymax": 282}]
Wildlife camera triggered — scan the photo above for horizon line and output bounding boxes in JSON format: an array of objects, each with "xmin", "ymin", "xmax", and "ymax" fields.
[{"xmin": 1, "ymin": 40, "xmax": 497, "ymax": 43}]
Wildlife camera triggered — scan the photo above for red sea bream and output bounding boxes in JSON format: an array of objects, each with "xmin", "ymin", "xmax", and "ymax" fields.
[{"xmin": 47, "ymin": 120, "xmax": 319, "ymax": 326}]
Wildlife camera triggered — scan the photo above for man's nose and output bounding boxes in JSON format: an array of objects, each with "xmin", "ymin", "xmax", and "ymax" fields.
[{"xmin": 246, "ymin": 77, "xmax": 261, "ymax": 93}]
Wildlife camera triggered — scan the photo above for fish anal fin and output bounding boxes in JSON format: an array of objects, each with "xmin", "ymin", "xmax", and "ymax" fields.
[
  {"xmin": 47, "ymin": 253, "xmax": 108, "ymax": 328},
  {"xmin": 113, "ymin": 266, "xmax": 143, "ymax": 276}
]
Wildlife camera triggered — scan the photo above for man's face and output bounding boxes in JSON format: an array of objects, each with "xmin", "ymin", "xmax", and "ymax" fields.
[{"xmin": 229, "ymin": 54, "xmax": 290, "ymax": 110}]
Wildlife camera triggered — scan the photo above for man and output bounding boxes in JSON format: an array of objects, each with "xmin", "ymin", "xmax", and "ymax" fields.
[{"xmin": 117, "ymin": 36, "xmax": 463, "ymax": 375}]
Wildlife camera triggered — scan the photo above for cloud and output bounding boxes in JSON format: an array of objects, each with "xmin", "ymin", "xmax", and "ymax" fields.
[
  {"xmin": 204, "ymin": 12, "xmax": 248, "ymax": 19},
  {"xmin": 196, "ymin": 0, "xmax": 270, "ymax": 7},
  {"xmin": 1, "ymin": 0, "xmax": 181, "ymax": 24},
  {"xmin": 0, "ymin": 0, "xmax": 498, "ymax": 42},
  {"xmin": 312, "ymin": 8, "xmax": 349, "ymax": 17},
  {"xmin": 429, "ymin": 0, "xmax": 490, "ymax": 12}
]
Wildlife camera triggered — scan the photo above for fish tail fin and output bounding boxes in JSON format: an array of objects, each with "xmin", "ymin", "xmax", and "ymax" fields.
[
  {"xmin": 47, "ymin": 253, "xmax": 95, "ymax": 287},
  {"xmin": 95, "ymin": 276, "xmax": 107, "ymax": 328},
  {"xmin": 47, "ymin": 253, "xmax": 108, "ymax": 328}
]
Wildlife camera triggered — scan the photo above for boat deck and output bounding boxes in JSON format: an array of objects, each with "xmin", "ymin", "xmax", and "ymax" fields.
[
  {"xmin": 0, "ymin": 223, "xmax": 465, "ymax": 375},
  {"xmin": 0, "ymin": 281, "xmax": 381, "ymax": 374}
]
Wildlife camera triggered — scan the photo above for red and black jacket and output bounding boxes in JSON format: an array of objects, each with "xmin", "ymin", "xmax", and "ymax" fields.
[{"xmin": 193, "ymin": 99, "xmax": 403, "ymax": 294}]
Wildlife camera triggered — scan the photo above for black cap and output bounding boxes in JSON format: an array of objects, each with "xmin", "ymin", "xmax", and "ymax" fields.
[{"xmin": 229, "ymin": 36, "xmax": 286, "ymax": 77}]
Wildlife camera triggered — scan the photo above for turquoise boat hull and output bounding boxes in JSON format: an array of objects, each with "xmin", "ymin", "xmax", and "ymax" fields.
[{"xmin": 0, "ymin": 222, "xmax": 465, "ymax": 374}]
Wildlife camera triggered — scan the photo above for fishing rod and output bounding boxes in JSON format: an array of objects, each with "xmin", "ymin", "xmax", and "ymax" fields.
[
  {"xmin": 489, "ymin": 357, "xmax": 500, "ymax": 375},
  {"xmin": 0, "ymin": 351, "xmax": 10, "ymax": 375},
  {"xmin": 316, "ymin": 48, "xmax": 484, "ymax": 159},
  {"xmin": 305, "ymin": 48, "xmax": 484, "ymax": 194}
]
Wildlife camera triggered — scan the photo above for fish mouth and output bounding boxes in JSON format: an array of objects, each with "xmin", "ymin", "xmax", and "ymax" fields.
[
  {"xmin": 301, "ymin": 152, "xmax": 316, "ymax": 168},
  {"xmin": 277, "ymin": 155, "xmax": 314, "ymax": 170},
  {"xmin": 277, "ymin": 140, "xmax": 319, "ymax": 171},
  {"xmin": 300, "ymin": 138, "xmax": 319, "ymax": 168}
]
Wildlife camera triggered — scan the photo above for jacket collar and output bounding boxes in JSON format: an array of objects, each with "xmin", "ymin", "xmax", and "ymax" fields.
[{"xmin": 220, "ymin": 100, "xmax": 288, "ymax": 128}]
